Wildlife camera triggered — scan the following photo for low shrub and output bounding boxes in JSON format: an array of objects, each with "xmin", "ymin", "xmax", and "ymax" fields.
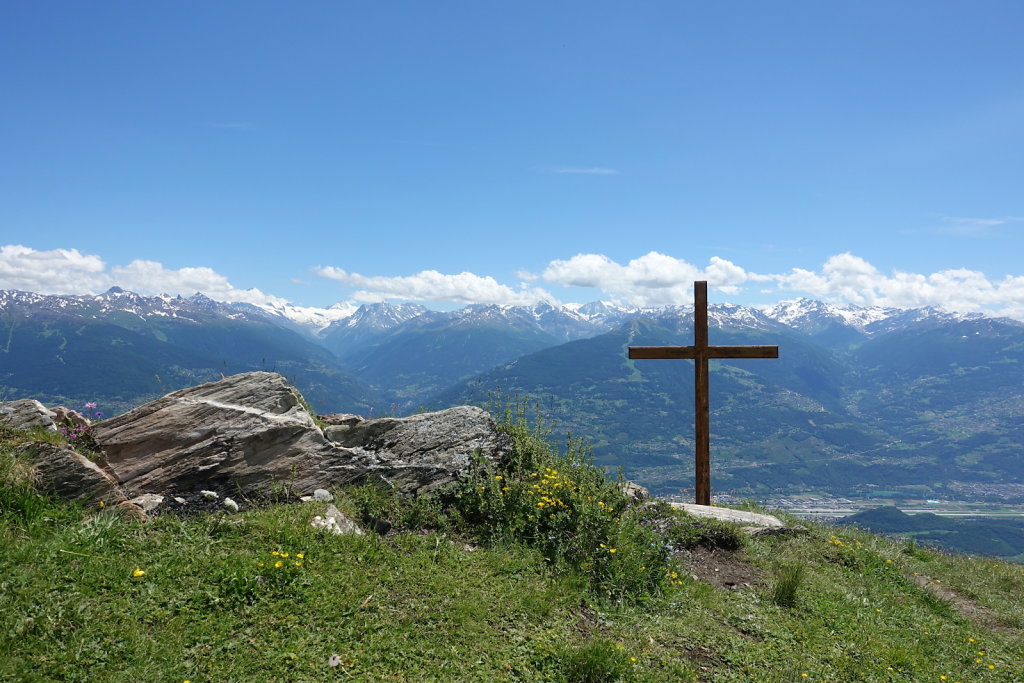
[{"xmin": 445, "ymin": 400, "xmax": 671, "ymax": 603}]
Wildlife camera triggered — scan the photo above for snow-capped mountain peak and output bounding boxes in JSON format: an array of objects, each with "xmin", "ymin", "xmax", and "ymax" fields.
[
  {"xmin": 759, "ymin": 297, "xmax": 988, "ymax": 336},
  {"xmin": 250, "ymin": 300, "xmax": 359, "ymax": 333}
]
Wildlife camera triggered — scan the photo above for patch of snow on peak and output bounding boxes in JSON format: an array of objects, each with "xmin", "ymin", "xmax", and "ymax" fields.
[
  {"xmin": 249, "ymin": 300, "xmax": 360, "ymax": 332},
  {"xmin": 829, "ymin": 304, "xmax": 895, "ymax": 327}
]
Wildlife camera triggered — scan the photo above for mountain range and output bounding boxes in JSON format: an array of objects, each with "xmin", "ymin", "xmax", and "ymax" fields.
[{"xmin": 3, "ymin": 287, "xmax": 1022, "ymax": 503}]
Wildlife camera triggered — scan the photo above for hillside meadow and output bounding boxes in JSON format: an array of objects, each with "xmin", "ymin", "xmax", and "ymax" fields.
[{"xmin": 2, "ymin": 416, "xmax": 1023, "ymax": 682}]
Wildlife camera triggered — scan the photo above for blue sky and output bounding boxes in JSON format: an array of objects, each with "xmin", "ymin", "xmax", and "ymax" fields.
[{"xmin": 2, "ymin": 2, "xmax": 1023, "ymax": 318}]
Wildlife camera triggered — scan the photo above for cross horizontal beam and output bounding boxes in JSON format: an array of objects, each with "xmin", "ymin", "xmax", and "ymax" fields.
[{"xmin": 628, "ymin": 346, "xmax": 779, "ymax": 360}]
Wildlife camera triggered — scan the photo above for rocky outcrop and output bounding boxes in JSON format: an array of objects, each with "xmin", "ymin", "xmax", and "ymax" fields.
[
  {"xmin": 16, "ymin": 442, "xmax": 126, "ymax": 505},
  {"xmin": 324, "ymin": 407, "xmax": 511, "ymax": 492},
  {"xmin": 1, "ymin": 399, "xmax": 59, "ymax": 433},
  {"xmin": 52, "ymin": 407, "xmax": 89, "ymax": 428},
  {"xmin": 88, "ymin": 372, "xmax": 510, "ymax": 499}
]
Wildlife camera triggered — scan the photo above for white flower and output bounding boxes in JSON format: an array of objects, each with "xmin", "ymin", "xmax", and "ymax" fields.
[
  {"xmin": 311, "ymin": 515, "xmax": 344, "ymax": 535},
  {"xmin": 200, "ymin": 490, "xmax": 218, "ymax": 500},
  {"xmin": 222, "ymin": 497, "xmax": 239, "ymax": 512}
]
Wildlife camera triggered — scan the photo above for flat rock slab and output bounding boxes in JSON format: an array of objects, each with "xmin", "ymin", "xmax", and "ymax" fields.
[
  {"xmin": 671, "ymin": 503, "xmax": 785, "ymax": 528},
  {"xmin": 0, "ymin": 399, "xmax": 58, "ymax": 433},
  {"xmin": 18, "ymin": 442, "xmax": 126, "ymax": 506}
]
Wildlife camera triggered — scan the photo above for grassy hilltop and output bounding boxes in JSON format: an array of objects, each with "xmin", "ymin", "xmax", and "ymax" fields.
[{"xmin": 2, "ymin": 413, "xmax": 1023, "ymax": 682}]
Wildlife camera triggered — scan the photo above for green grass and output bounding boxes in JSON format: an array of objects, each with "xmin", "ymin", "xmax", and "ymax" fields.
[{"xmin": 2, "ymin": 421, "xmax": 1023, "ymax": 681}]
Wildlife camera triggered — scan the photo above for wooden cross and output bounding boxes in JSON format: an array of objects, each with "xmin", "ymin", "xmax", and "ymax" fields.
[{"xmin": 628, "ymin": 281, "xmax": 779, "ymax": 505}]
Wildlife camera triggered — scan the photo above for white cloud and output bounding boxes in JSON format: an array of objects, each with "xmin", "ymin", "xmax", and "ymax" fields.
[
  {"xmin": 0, "ymin": 245, "xmax": 108, "ymax": 293},
  {"xmin": 536, "ymin": 250, "xmax": 1024, "ymax": 319},
  {"xmin": 315, "ymin": 266, "xmax": 557, "ymax": 306},
  {"xmin": 111, "ymin": 260, "xmax": 287, "ymax": 306},
  {"xmin": 774, "ymin": 253, "xmax": 1024, "ymax": 318},
  {"xmin": 0, "ymin": 245, "xmax": 285, "ymax": 306},
  {"xmin": 540, "ymin": 252, "xmax": 758, "ymax": 306},
  {"xmin": 939, "ymin": 216, "xmax": 1018, "ymax": 236},
  {"xmin": 7, "ymin": 245, "xmax": 1024, "ymax": 322}
]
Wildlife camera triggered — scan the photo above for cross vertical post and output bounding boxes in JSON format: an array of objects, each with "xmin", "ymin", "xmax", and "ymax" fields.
[
  {"xmin": 628, "ymin": 281, "xmax": 779, "ymax": 506},
  {"xmin": 693, "ymin": 281, "xmax": 711, "ymax": 505}
]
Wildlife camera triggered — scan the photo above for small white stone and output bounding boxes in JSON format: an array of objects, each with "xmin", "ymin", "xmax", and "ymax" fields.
[
  {"xmin": 223, "ymin": 497, "xmax": 239, "ymax": 512},
  {"xmin": 173, "ymin": 497, "xmax": 187, "ymax": 505},
  {"xmin": 200, "ymin": 490, "xmax": 218, "ymax": 500}
]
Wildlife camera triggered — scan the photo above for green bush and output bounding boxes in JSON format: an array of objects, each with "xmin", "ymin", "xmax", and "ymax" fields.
[
  {"xmin": 344, "ymin": 480, "xmax": 449, "ymax": 532},
  {"xmin": 446, "ymin": 400, "xmax": 671, "ymax": 603}
]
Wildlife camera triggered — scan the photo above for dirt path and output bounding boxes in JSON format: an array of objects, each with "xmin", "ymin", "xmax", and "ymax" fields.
[{"xmin": 908, "ymin": 573, "xmax": 1017, "ymax": 633}]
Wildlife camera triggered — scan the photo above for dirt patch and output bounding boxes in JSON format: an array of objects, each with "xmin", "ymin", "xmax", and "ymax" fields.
[
  {"xmin": 680, "ymin": 547, "xmax": 761, "ymax": 590},
  {"xmin": 572, "ymin": 603, "xmax": 604, "ymax": 638},
  {"xmin": 908, "ymin": 573, "xmax": 1016, "ymax": 633},
  {"xmin": 685, "ymin": 645, "xmax": 718, "ymax": 680}
]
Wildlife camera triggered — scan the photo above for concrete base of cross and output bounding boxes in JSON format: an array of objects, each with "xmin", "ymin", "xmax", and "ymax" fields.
[{"xmin": 670, "ymin": 503, "xmax": 784, "ymax": 527}]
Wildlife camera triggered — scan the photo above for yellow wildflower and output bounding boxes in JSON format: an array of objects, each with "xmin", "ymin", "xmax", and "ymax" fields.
[
  {"xmin": 296, "ymin": 553, "xmax": 305, "ymax": 559},
  {"xmin": 274, "ymin": 561, "xmax": 284, "ymax": 568},
  {"xmin": 131, "ymin": 568, "xmax": 145, "ymax": 578}
]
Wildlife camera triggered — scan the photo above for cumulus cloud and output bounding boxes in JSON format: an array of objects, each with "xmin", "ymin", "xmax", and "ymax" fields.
[
  {"xmin": 111, "ymin": 260, "xmax": 287, "ymax": 306},
  {"xmin": 532, "ymin": 250, "xmax": 1024, "ymax": 319},
  {"xmin": 0, "ymin": 245, "xmax": 285, "ymax": 306},
  {"xmin": 0, "ymin": 245, "xmax": 108, "ymax": 293},
  {"xmin": 315, "ymin": 266, "xmax": 557, "ymax": 306},
  {"xmin": 775, "ymin": 252, "xmax": 1024, "ymax": 318},
  {"xmin": 540, "ymin": 252, "xmax": 764, "ymax": 306},
  {"xmin": 7, "ymin": 244, "xmax": 1024, "ymax": 321}
]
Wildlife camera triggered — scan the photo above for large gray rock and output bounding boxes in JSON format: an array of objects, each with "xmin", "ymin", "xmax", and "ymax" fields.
[
  {"xmin": 17, "ymin": 442, "xmax": 126, "ymax": 505},
  {"xmin": 0, "ymin": 399, "xmax": 58, "ymax": 433},
  {"xmin": 92, "ymin": 372, "xmax": 509, "ymax": 498},
  {"xmin": 325, "ymin": 406, "xmax": 511, "ymax": 477}
]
